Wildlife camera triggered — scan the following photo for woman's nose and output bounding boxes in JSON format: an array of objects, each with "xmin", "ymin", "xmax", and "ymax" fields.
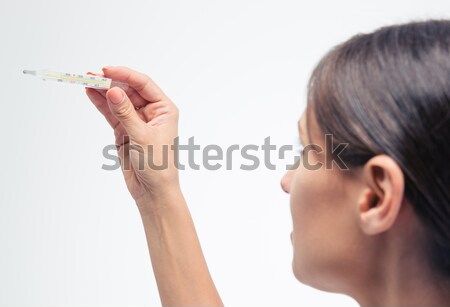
[{"xmin": 280, "ymin": 170, "xmax": 294, "ymax": 194}]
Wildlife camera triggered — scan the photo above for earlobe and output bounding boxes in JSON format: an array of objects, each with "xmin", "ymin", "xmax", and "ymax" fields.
[{"xmin": 357, "ymin": 155, "xmax": 405, "ymax": 235}]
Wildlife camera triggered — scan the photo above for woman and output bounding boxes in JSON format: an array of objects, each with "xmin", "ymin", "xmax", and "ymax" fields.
[{"xmin": 85, "ymin": 19, "xmax": 450, "ymax": 306}]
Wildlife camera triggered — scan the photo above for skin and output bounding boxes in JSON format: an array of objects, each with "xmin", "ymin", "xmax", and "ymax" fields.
[
  {"xmin": 281, "ymin": 110, "xmax": 450, "ymax": 307},
  {"xmin": 86, "ymin": 66, "xmax": 449, "ymax": 307}
]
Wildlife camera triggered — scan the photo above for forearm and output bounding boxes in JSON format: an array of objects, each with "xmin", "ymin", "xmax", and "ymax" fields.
[{"xmin": 137, "ymin": 188, "xmax": 223, "ymax": 307}]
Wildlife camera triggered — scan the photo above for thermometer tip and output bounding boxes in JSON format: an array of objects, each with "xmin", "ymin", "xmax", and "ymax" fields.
[{"xmin": 23, "ymin": 70, "xmax": 36, "ymax": 76}]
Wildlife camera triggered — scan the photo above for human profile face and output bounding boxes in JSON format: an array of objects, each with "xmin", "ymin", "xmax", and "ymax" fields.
[{"xmin": 280, "ymin": 109, "xmax": 367, "ymax": 292}]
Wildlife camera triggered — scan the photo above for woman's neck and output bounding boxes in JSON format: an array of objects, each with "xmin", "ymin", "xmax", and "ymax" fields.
[{"xmin": 355, "ymin": 218, "xmax": 449, "ymax": 306}]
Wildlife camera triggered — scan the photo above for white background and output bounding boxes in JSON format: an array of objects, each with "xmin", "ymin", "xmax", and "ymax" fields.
[{"xmin": 0, "ymin": 0, "xmax": 449, "ymax": 306}]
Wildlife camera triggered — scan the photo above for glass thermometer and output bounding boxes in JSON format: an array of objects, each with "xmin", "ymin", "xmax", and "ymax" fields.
[{"xmin": 23, "ymin": 70, "xmax": 129, "ymax": 90}]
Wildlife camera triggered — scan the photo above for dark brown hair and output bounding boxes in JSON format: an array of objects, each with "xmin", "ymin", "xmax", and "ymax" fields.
[{"xmin": 307, "ymin": 19, "xmax": 450, "ymax": 279}]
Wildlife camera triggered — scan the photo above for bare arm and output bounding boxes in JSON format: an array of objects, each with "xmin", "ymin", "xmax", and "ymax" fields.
[
  {"xmin": 138, "ymin": 190, "xmax": 223, "ymax": 306},
  {"xmin": 85, "ymin": 66, "xmax": 223, "ymax": 306}
]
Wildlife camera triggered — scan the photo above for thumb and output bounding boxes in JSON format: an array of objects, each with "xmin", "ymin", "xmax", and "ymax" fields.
[{"xmin": 106, "ymin": 87, "xmax": 144, "ymax": 138}]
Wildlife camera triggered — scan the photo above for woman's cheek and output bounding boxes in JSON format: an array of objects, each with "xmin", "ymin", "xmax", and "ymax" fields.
[
  {"xmin": 290, "ymin": 168, "xmax": 317, "ymax": 247},
  {"xmin": 290, "ymin": 164, "xmax": 332, "ymax": 265}
]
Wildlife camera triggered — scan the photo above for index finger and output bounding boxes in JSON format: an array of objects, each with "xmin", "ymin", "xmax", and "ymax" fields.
[{"xmin": 102, "ymin": 66, "xmax": 168, "ymax": 103}]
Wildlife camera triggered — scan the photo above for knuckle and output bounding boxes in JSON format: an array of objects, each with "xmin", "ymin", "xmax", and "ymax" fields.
[
  {"xmin": 115, "ymin": 102, "xmax": 134, "ymax": 120},
  {"xmin": 167, "ymin": 100, "xmax": 179, "ymax": 112},
  {"xmin": 145, "ymin": 109, "xmax": 156, "ymax": 122}
]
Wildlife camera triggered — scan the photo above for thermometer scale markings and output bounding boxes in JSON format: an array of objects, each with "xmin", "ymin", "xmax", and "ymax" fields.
[{"xmin": 23, "ymin": 69, "xmax": 129, "ymax": 90}]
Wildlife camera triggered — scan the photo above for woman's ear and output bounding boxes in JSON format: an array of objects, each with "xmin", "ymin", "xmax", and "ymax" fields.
[{"xmin": 357, "ymin": 155, "xmax": 405, "ymax": 235}]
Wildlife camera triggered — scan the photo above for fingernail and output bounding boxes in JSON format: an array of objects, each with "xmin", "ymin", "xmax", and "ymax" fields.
[
  {"xmin": 108, "ymin": 88, "xmax": 124, "ymax": 105},
  {"xmin": 102, "ymin": 66, "xmax": 113, "ymax": 71}
]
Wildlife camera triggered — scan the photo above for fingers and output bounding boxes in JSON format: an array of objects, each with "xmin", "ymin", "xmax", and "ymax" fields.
[
  {"xmin": 86, "ymin": 67, "xmax": 176, "ymax": 136},
  {"xmin": 88, "ymin": 71, "xmax": 149, "ymax": 108},
  {"xmin": 106, "ymin": 87, "xmax": 146, "ymax": 139},
  {"xmin": 102, "ymin": 66, "xmax": 168, "ymax": 103},
  {"xmin": 86, "ymin": 86, "xmax": 156, "ymax": 127}
]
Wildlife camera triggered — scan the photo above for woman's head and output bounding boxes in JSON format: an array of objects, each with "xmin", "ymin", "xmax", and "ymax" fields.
[{"xmin": 281, "ymin": 19, "xmax": 450, "ymax": 298}]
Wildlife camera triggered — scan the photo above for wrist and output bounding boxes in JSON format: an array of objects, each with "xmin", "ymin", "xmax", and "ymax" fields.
[{"xmin": 135, "ymin": 183, "xmax": 184, "ymax": 217}]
